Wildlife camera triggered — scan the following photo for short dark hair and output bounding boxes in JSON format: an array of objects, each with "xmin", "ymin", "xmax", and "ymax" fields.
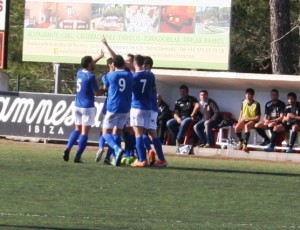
[
  {"xmin": 179, "ymin": 85, "xmax": 188, "ymax": 91},
  {"xmin": 134, "ymin": 54, "xmax": 145, "ymax": 67},
  {"xmin": 106, "ymin": 57, "xmax": 113, "ymax": 66},
  {"xmin": 200, "ymin": 89, "xmax": 208, "ymax": 95},
  {"xmin": 271, "ymin": 89, "xmax": 279, "ymax": 94},
  {"xmin": 127, "ymin": 53, "xmax": 134, "ymax": 61},
  {"xmin": 144, "ymin": 56, "xmax": 153, "ymax": 68},
  {"xmin": 287, "ymin": 92, "xmax": 297, "ymax": 99},
  {"xmin": 81, "ymin": 56, "xmax": 93, "ymax": 68},
  {"xmin": 113, "ymin": 55, "xmax": 125, "ymax": 68},
  {"xmin": 245, "ymin": 88, "xmax": 255, "ymax": 95}
]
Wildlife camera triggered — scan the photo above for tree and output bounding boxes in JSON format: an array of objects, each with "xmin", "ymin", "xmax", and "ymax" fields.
[
  {"xmin": 230, "ymin": 0, "xmax": 272, "ymax": 73},
  {"xmin": 270, "ymin": 0, "xmax": 294, "ymax": 74},
  {"xmin": 230, "ymin": 0, "xmax": 299, "ymax": 74}
]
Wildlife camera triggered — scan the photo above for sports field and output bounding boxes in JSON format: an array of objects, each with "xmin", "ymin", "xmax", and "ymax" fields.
[{"xmin": 1, "ymin": 139, "xmax": 300, "ymax": 229}]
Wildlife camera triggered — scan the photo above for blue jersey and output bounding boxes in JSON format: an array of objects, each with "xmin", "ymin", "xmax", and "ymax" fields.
[
  {"xmin": 131, "ymin": 70, "xmax": 155, "ymax": 110},
  {"xmin": 102, "ymin": 73, "xmax": 109, "ymax": 86},
  {"xmin": 106, "ymin": 70, "xmax": 133, "ymax": 113},
  {"xmin": 75, "ymin": 69, "xmax": 99, "ymax": 108},
  {"xmin": 149, "ymin": 72, "xmax": 158, "ymax": 112},
  {"xmin": 151, "ymin": 91, "xmax": 159, "ymax": 112},
  {"xmin": 101, "ymin": 73, "xmax": 109, "ymax": 115}
]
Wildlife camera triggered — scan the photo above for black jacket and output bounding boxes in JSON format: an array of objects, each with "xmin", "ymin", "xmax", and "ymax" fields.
[{"xmin": 158, "ymin": 100, "xmax": 173, "ymax": 121}]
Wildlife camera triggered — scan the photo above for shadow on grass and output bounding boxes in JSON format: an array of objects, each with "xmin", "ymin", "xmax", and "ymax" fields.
[
  {"xmin": 0, "ymin": 225, "xmax": 128, "ymax": 230},
  {"xmin": 166, "ymin": 166, "xmax": 300, "ymax": 177}
]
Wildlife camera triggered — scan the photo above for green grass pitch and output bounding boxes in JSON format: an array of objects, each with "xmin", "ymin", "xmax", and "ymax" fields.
[{"xmin": 1, "ymin": 139, "xmax": 300, "ymax": 229}]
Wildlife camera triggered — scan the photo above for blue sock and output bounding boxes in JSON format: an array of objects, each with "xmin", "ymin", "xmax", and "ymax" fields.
[
  {"xmin": 123, "ymin": 132, "xmax": 131, "ymax": 147},
  {"xmin": 129, "ymin": 149, "xmax": 135, "ymax": 157},
  {"xmin": 99, "ymin": 135, "xmax": 106, "ymax": 149},
  {"xmin": 105, "ymin": 147, "xmax": 113, "ymax": 160},
  {"xmin": 153, "ymin": 137, "xmax": 165, "ymax": 161},
  {"xmin": 113, "ymin": 134, "xmax": 121, "ymax": 146},
  {"xmin": 66, "ymin": 130, "xmax": 80, "ymax": 150},
  {"xmin": 124, "ymin": 132, "xmax": 134, "ymax": 158},
  {"xmin": 143, "ymin": 134, "xmax": 151, "ymax": 151},
  {"xmin": 130, "ymin": 134, "xmax": 136, "ymax": 157},
  {"xmin": 75, "ymin": 135, "xmax": 88, "ymax": 158},
  {"xmin": 104, "ymin": 133, "xmax": 120, "ymax": 153},
  {"xmin": 125, "ymin": 148, "xmax": 135, "ymax": 158},
  {"xmin": 136, "ymin": 136, "xmax": 146, "ymax": 162}
]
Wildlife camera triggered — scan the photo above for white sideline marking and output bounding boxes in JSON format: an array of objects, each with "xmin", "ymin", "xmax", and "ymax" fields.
[{"xmin": 0, "ymin": 212, "xmax": 100, "ymax": 220}]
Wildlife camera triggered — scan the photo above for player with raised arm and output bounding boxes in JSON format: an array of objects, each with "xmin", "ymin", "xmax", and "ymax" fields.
[
  {"xmin": 63, "ymin": 51, "xmax": 104, "ymax": 163},
  {"xmin": 102, "ymin": 36, "xmax": 136, "ymax": 165},
  {"xmin": 95, "ymin": 57, "xmax": 115, "ymax": 164},
  {"xmin": 102, "ymin": 55, "xmax": 133, "ymax": 166}
]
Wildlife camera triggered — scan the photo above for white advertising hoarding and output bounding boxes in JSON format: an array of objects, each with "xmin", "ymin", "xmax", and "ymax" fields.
[{"xmin": 22, "ymin": 0, "xmax": 232, "ymax": 70}]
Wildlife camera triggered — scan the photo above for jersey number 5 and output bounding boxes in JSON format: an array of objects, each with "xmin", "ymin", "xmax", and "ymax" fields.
[{"xmin": 76, "ymin": 79, "xmax": 82, "ymax": 92}]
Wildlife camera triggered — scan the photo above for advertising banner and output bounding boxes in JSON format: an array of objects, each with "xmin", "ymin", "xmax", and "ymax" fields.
[
  {"xmin": 0, "ymin": 91, "xmax": 106, "ymax": 142},
  {"xmin": 22, "ymin": 0, "xmax": 232, "ymax": 70},
  {"xmin": 0, "ymin": 0, "xmax": 6, "ymax": 30}
]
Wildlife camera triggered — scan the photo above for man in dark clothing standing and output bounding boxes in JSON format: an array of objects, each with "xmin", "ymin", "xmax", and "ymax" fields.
[{"xmin": 193, "ymin": 90, "xmax": 221, "ymax": 148}]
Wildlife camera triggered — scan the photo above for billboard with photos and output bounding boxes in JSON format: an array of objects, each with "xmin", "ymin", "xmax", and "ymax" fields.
[{"xmin": 22, "ymin": 0, "xmax": 232, "ymax": 70}]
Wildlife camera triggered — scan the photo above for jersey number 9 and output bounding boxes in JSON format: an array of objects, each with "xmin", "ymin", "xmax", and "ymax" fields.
[{"xmin": 119, "ymin": 78, "xmax": 126, "ymax": 92}]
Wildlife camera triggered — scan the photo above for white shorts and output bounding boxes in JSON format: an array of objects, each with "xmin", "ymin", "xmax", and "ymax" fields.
[
  {"xmin": 149, "ymin": 110, "xmax": 158, "ymax": 130},
  {"xmin": 102, "ymin": 111, "xmax": 129, "ymax": 130},
  {"xmin": 125, "ymin": 116, "xmax": 131, "ymax": 128},
  {"xmin": 130, "ymin": 108, "xmax": 151, "ymax": 129},
  {"xmin": 73, "ymin": 106, "xmax": 96, "ymax": 126}
]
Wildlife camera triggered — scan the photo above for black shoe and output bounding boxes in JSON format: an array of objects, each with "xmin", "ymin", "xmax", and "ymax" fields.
[
  {"xmin": 63, "ymin": 149, "xmax": 70, "ymax": 161},
  {"xmin": 103, "ymin": 159, "xmax": 111, "ymax": 165},
  {"xmin": 74, "ymin": 157, "xmax": 84, "ymax": 163},
  {"xmin": 260, "ymin": 139, "xmax": 271, "ymax": 146}
]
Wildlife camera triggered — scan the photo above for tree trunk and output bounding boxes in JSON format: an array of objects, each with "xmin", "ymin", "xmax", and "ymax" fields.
[{"xmin": 270, "ymin": 0, "xmax": 293, "ymax": 74}]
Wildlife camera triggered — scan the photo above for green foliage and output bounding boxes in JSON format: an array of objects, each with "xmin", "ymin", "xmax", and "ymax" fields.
[
  {"xmin": 289, "ymin": 0, "xmax": 300, "ymax": 73},
  {"xmin": 230, "ymin": 0, "xmax": 299, "ymax": 73},
  {"xmin": 231, "ymin": 0, "xmax": 272, "ymax": 73}
]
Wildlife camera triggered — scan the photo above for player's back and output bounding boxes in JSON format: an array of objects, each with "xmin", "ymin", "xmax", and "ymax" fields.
[
  {"xmin": 131, "ymin": 70, "xmax": 154, "ymax": 110},
  {"xmin": 106, "ymin": 70, "xmax": 133, "ymax": 113},
  {"xmin": 149, "ymin": 72, "xmax": 158, "ymax": 112},
  {"xmin": 75, "ymin": 69, "xmax": 99, "ymax": 108}
]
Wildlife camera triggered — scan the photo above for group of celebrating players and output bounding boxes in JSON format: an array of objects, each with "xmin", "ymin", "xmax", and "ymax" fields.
[{"xmin": 62, "ymin": 37, "xmax": 167, "ymax": 167}]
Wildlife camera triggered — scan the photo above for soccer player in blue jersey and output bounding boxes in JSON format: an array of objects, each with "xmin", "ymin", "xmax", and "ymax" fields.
[
  {"xmin": 63, "ymin": 51, "xmax": 104, "ymax": 163},
  {"xmin": 130, "ymin": 55, "xmax": 156, "ymax": 167},
  {"xmin": 102, "ymin": 37, "xmax": 136, "ymax": 164},
  {"xmin": 142, "ymin": 56, "xmax": 168, "ymax": 167},
  {"xmin": 95, "ymin": 57, "xmax": 115, "ymax": 164},
  {"xmin": 102, "ymin": 55, "xmax": 133, "ymax": 166}
]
